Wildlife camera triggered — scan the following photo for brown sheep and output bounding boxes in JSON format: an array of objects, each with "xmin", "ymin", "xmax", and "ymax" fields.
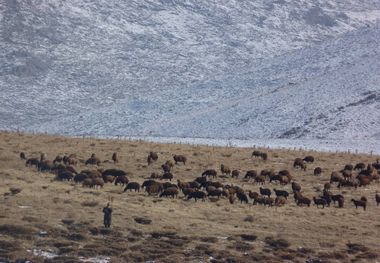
[
  {"xmin": 124, "ymin": 182, "xmax": 140, "ymax": 192},
  {"xmin": 161, "ymin": 164, "xmax": 171, "ymax": 173},
  {"xmin": 81, "ymin": 169, "xmax": 102, "ymax": 179},
  {"xmin": 91, "ymin": 178, "xmax": 105, "ymax": 188},
  {"xmin": 53, "ymin": 155, "xmax": 63, "ymax": 164},
  {"xmin": 279, "ymin": 176, "xmax": 290, "ymax": 185},
  {"xmin": 303, "ymin": 156, "xmax": 314, "ymax": 163},
  {"xmin": 330, "ymin": 172, "xmax": 343, "ymax": 184},
  {"xmin": 231, "ymin": 170, "xmax": 240, "ymax": 178},
  {"xmin": 159, "ymin": 187, "xmax": 179, "ymax": 198},
  {"xmin": 177, "ymin": 180, "xmax": 190, "ymax": 190},
  {"xmin": 26, "ymin": 158, "xmax": 40, "ymax": 168},
  {"xmin": 85, "ymin": 157, "xmax": 101, "ymax": 165},
  {"xmin": 291, "ymin": 182, "xmax": 301, "ymax": 193},
  {"xmin": 351, "ymin": 197, "xmax": 367, "ymax": 210},
  {"xmin": 115, "ymin": 175, "xmax": 129, "ymax": 186},
  {"xmin": 354, "ymin": 163, "xmax": 366, "ymax": 170},
  {"xmin": 344, "ymin": 164, "xmax": 354, "ymax": 171},
  {"xmin": 313, "ymin": 197, "xmax": 327, "ymax": 208},
  {"xmin": 375, "ymin": 194, "xmax": 380, "ymax": 206},
  {"xmin": 149, "ymin": 152, "xmax": 159, "ymax": 161},
  {"xmin": 314, "ymin": 167, "xmax": 322, "ymax": 176},
  {"xmin": 275, "ymin": 196, "xmax": 287, "ymax": 206},
  {"xmin": 20, "ymin": 152, "xmax": 27, "ymax": 160},
  {"xmin": 220, "ymin": 164, "xmax": 231, "ymax": 175},
  {"xmin": 295, "ymin": 194, "xmax": 311, "ymax": 207},
  {"xmin": 341, "ymin": 169, "xmax": 352, "ymax": 180},
  {"xmin": 173, "ymin": 154, "xmax": 186, "ymax": 165},
  {"xmin": 293, "ymin": 158, "xmax": 306, "ymax": 170},
  {"xmin": 202, "ymin": 169, "xmax": 217, "ymax": 178},
  {"xmin": 161, "ymin": 172, "xmax": 174, "ymax": 181},
  {"xmin": 112, "ymin": 152, "xmax": 119, "ymax": 163},
  {"xmin": 82, "ymin": 178, "xmax": 93, "ymax": 188},
  {"xmin": 150, "ymin": 172, "xmax": 161, "ymax": 179},
  {"xmin": 255, "ymin": 175, "xmax": 266, "ymax": 185},
  {"xmin": 146, "ymin": 183, "xmax": 164, "ymax": 196},
  {"xmin": 102, "ymin": 175, "xmax": 115, "ymax": 183},
  {"xmin": 244, "ymin": 170, "xmax": 257, "ymax": 179},
  {"xmin": 357, "ymin": 175, "xmax": 372, "ymax": 187},
  {"xmin": 182, "ymin": 187, "xmax": 195, "ymax": 197}
]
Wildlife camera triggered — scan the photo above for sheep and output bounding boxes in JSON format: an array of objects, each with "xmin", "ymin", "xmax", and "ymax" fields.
[
  {"xmin": 248, "ymin": 191, "xmax": 259, "ymax": 200},
  {"xmin": 102, "ymin": 169, "xmax": 127, "ymax": 177},
  {"xmin": 162, "ymin": 182, "xmax": 178, "ymax": 189},
  {"xmin": 177, "ymin": 180, "xmax": 190, "ymax": 190},
  {"xmin": 124, "ymin": 182, "xmax": 140, "ymax": 192},
  {"xmin": 313, "ymin": 197, "xmax": 327, "ymax": 208},
  {"xmin": 331, "ymin": 194, "xmax": 344, "ymax": 204},
  {"xmin": 38, "ymin": 160, "xmax": 54, "ymax": 172},
  {"xmin": 330, "ymin": 172, "xmax": 343, "ymax": 184},
  {"xmin": 220, "ymin": 164, "xmax": 231, "ymax": 175},
  {"xmin": 207, "ymin": 181, "xmax": 224, "ymax": 189},
  {"xmin": 244, "ymin": 170, "xmax": 257, "ymax": 179},
  {"xmin": 148, "ymin": 152, "xmax": 158, "ymax": 162},
  {"xmin": 351, "ymin": 197, "xmax": 367, "ymax": 210},
  {"xmin": 273, "ymin": 189, "xmax": 289, "ymax": 199},
  {"xmin": 236, "ymin": 191, "xmax": 249, "ymax": 204},
  {"xmin": 279, "ymin": 176, "xmax": 290, "ymax": 185},
  {"xmin": 354, "ymin": 163, "xmax": 366, "ymax": 170},
  {"xmin": 82, "ymin": 178, "xmax": 93, "ymax": 188},
  {"xmin": 231, "ymin": 170, "xmax": 240, "ymax": 178},
  {"xmin": 293, "ymin": 158, "xmax": 306, "ymax": 170},
  {"xmin": 159, "ymin": 187, "xmax": 179, "ymax": 198},
  {"xmin": 20, "ymin": 152, "xmax": 27, "ymax": 160},
  {"xmin": 85, "ymin": 157, "xmax": 101, "ymax": 165},
  {"xmin": 146, "ymin": 183, "xmax": 163, "ymax": 196},
  {"xmin": 182, "ymin": 187, "xmax": 195, "ymax": 197},
  {"xmin": 324, "ymin": 183, "xmax": 331, "ymax": 190},
  {"xmin": 56, "ymin": 171, "xmax": 74, "ymax": 181},
  {"xmin": 208, "ymin": 189, "xmax": 224, "ymax": 199},
  {"xmin": 206, "ymin": 185, "xmax": 216, "ymax": 193},
  {"xmin": 91, "ymin": 178, "xmax": 105, "ymax": 189},
  {"xmin": 344, "ymin": 164, "xmax": 354, "ymax": 171},
  {"xmin": 341, "ymin": 169, "xmax": 352, "ymax": 180},
  {"xmin": 375, "ymin": 194, "xmax": 380, "ymax": 206},
  {"xmin": 337, "ymin": 179, "xmax": 358, "ymax": 189},
  {"xmin": 275, "ymin": 196, "xmax": 287, "ymax": 206},
  {"xmin": 189, "ymin": 181, "xmax": 202, "ymax": 189},
  {"xmin": 259, "ymin": 187, "xmax": 271, "ymax": 197},
  {"xmin": 194, "ymin": 176, "xmax": 207, "ymax": 187},
  {"xmin": 114, "ymin": 176, "xmax": 129, "ymax": 186},
  {"xmin": 161, "ymin": 172, "xmax": 174, "ymax": 181},
  {"xmin": 291, "ymin": 182, "xmax": 301, "ymax": 193},
  {"xmin": 26, "ymin": 158, "xmax": 39, "ymax": 168},
  {"xmin": 269, "ymin": 174, "xmax": 282, "ymax": 184},
  {"xmin": 74, "ymin": 173, "xmax": 88, "ymax": 183},
  {"xmin": 202, "ymin": 169, "xmax": 217, "ymax": 178},
  {"xmin": 253, "ymin": 195, "xmax": 273, "ymax": 206},
  {"xmin": 294, "ymin": 192, "xmax": 311, "ymax": 207},
  {"xmin": 161, "ymin": 164, "xmax": 171, "ymax": 173},
  {"xmin": 357, "ymin": 175, "xmax": 372, "ymax": 187},
  {"xmin": 173, "ymin": 154, "xmax": 186, "ymax": 165},
  {"xmin": 314, "ymin": 167, "xmax": 322, "ymax": 176},
  {"xmin": 303, "ymin": 156, "xmax": 314, "ymax": 163},
  {"xmin": 255, "ymin": 175, "xmax": 266, "ymax": 185},
  {"xmin": 251, "ymin": 150, "xmax": 262, "ymax": 158},
  {"xmin": 102, "ymin": 175, "xmax": 115, "ymax": 183},
  {"xmin": 187, "ymin": 191, "xmax": 206, "ymax": 202},
  {"xmin": 112, "ymin": 152, "xmax": 119, "ymax": 163},
  {"xmin": 80, "ymin": 169, "xmax": 102, "ymax": 179}
]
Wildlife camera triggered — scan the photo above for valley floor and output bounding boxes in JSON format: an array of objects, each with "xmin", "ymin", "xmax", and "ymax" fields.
[{"xmin": 0, "ymin": 131, "xmax": 379, "ymax": 263}]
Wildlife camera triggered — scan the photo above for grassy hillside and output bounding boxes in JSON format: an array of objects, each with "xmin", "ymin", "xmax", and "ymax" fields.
[{"xmin": 0, "ymin": 131, "xmax": 379, "ymax": 262}]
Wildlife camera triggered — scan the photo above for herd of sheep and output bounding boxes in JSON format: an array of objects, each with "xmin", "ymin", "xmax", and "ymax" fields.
[{"xmin": 20, "ymin": 149, "xmax": 380, "ymax": 211}]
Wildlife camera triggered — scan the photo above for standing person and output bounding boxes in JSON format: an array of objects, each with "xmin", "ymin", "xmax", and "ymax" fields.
[{"xmin": 102, "ymin": 203, "xmax": 113, "ymax": 228}]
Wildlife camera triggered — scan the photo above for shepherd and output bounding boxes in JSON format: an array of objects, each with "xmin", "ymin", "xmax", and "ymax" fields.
[{"xmin": 102, "ymin": 203, "xmax": 113, "ymax": 228}]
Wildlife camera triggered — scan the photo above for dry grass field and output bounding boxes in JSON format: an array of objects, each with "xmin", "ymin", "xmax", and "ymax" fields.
[{"xmin": 0, "ymin": 131, "xmax": 380, "ymax": 263}]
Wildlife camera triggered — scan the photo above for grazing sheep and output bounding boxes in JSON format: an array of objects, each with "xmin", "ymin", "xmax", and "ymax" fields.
[
  {"xmin": 337, "ymin": 196, "xmax": 344, "ymax": 208},
  {"xmin": 142, "ymin": 180, "xmax": 160, "ymax": 190},
  {"xmin": 91, "ymin": 178, "xmax": 105, "ymax": 188},
  {"xmin": 275, "ymin": 196, "xmax": 287, "ymax": 206},
  {"xmin": 114, "ymin": 176, "xmax": 129, "ymax": 186},
  {"xmin": 338, "ymin": 179, "xmax": 358, "ymax": 189},
  {"xmin": 159, "ymin": 187, "xmax": 179, "ymax": 198},
  {"xmin": 296, "ymin": 196, "xmax": 311, "ymax": 207},
  {"xmin": 161, "ymin": 172, "xmax": 174, "ymax": 181},
  {"xmin": 314, "ymin": 167, "xmax": 322, "ymax": 176},
  {"xmin": 279, "ymin": 176, "xmax": 290, "ymax": 185},
  {"xmin": 148, "ymin": 152, "xmax": 158, "ymax": 162},
  {"xmin": 236, "ymin": 191, "xmax": 249, "ymax": 204},
  {"xmin": 182, "ymin": 187, "xmax": 195, "ymax": 197},
  {"xmin": 85, "ymin": 157, "xmax": 101, "ymax": 165},
  {"xmin": 259, "ymin": 187, "xmax": 271, "ymax": 197},
  {"xmin": 231, "ymin": 170, "xmax": 240, "ymax": 178},
  {"xmin": 206, "ymin": 185, "xmax": 217, "ymax": 193},
  {"xmin": 220, "ymin": 164, "xmax": 231, "ymax": 175},
  {"xmin": 161, "ymin": 164, "xmax": 171, "ymax": 173},
  {"xmin": 293, "ymin": 158, "xmax": 306, "ymax": 170},
  {"xmin": 303, "ymin": 156, "xmax": 314, "ymax": 163},
  {"xmin": 102, "ymin": 169, "xmax": 127, "ymax": 177},
  {"xmin": 124, "ymin": 182, "xmax": 140, "ymax": 192},
  {"xmin": 38, "ymin": 160, "xmax": 54, "ymax": 172},
  {"xmin": 341, "ymin": 169, "xmax": 352, "ymax": 180},
  {"xmin": 269, "ymin": 174, "xmax": 282, "ymax": 184},
  {"xmin": 248, "ymin": 191, "xmax": 259, "ymax": 200},
  {"xmin": 102, "ymin": 175, "xmax": 115, "ymax": 183},
  {"xmin": 56, "ymin": 171, "xmax": 74, "ymax": 181},
  {"xmin": 244, "ymin": 170, "xmax": 257, "ymax": 179},
  {"xmin": 26, "ymin": 158, "xmax": 40, "ymax": 168},
  {"xmin": 80, "ymin": 169, "xmax": 102, "ymax": 179},
  {"xmin": 187, "ymin": 191, "xmax": 206, "ymax": 202},
  {"xmin": 330, "ymin": 172, "xmax": 343, "ymax": 184},
  {"xmin": 177, "ymin": 180, "xmax": 190, "ymax": 190},
  {"xmin": 357, "ymin": 175, "xmax": 372, "ymax": 187},
  {"xmin": 273, "ymin": 189, "xmax": 289, "ymax": 199},
  {"xmin": 173, "ymin": 154, "xmax": 186, "ymax": 165},
  {"xmin": 208, "ymin": 189, "xmax": 224, "ymax": 199},
  {"xmin": 351, "ymin": 197, "xmax": 367, "ymax": 210},
  {"xmin": 146, "ymin": 183, "xmax": 164, "ymax": 196},
  {"xmin": 202, "ymin": 169, "xmax": 217, "ymax": 178},
  {"xmin": 375, "ymin": 194, "xmax": 380, "ymax": 206},
  {"xmin": 195, "ymin": 176, "xmax": 208, "ymax": 187},
  {"xmin": 344, "ymin": 164, "xmax": 354, "ymax": 171},
  {"xmin": 207, "ymin": 181, "xmax": 224, "ymax": 189},
  {"xmin": 74, "ymin": 173, "xmax": 88, "ymax": 183},
  {"xmin": 112, "ymin": 152, "xmax": 119, "ymax": 163},
  {"xmin": 162, "ymin": 182, "xmax": 178, "ymax": 189},
  {"xmin": 313, "ymin": 197, "xmax": 327, "ymax": 208},
  {"xmin": 20, "ymin": 152, "xmax": 26, "ymax": 160},
  {"xmin": 189, "ymin": 181, "xmax": 202, "ymax": 189},
  {"xmin": 82, "ymin": 178, "xmax": 93, "ymax": 188},
  {"xmin": 251, "ymin": 150, "xmax": 262, "ymax": 158},
  {"xmin": 255, "ymin": 175, "xmax": 266, "ymax": 185},
  {"xmin": 354, "ymin": 163, "xmax": 366, "ymax": 170},
  {"xmin": 291, "ymin": 182, "xmax": 301, "ymax": 193}
]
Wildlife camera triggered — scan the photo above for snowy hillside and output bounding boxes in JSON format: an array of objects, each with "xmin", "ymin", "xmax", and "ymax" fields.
[{"xmin": 0, "ymin": 0, "xmax": 380, "ymax": 143}]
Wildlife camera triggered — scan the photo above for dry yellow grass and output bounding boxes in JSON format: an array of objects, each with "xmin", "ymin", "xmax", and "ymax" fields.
[{"xmin": 0, "ymin": 131, "xmax": 380, "ymax": 263}]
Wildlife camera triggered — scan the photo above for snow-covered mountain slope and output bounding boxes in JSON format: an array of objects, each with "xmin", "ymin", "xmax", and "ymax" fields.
[{"xmin": 0, "ymin": 0, "xmax": 380, "ymax": 142}]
